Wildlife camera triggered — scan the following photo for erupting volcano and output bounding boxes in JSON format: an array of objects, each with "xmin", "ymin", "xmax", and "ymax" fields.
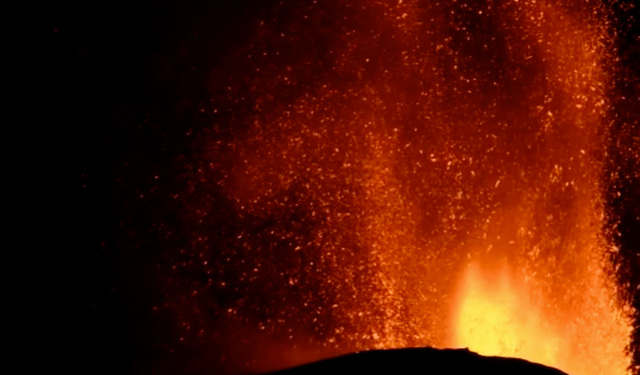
[{"xmin": 75, "ymin": 0, "xmax": 639, "ymax": 374}]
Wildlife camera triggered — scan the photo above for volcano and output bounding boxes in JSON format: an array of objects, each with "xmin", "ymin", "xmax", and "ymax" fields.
[
  {"xmin": 68, "ymin": 0, "xmax": 639, "ymax": 374},
  {"xmin": 263, "ymin": 347, "xmax": 567, "ymax": 375}
]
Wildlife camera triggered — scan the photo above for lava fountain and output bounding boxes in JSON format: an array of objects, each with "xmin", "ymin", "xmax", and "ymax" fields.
[
  {"xmin": 452, "ymin": 261, "xmax": 629, "ymax": 375},
  {"xmin": 174, "ymin": 1, "xmax": 635, "ymax": 374}
]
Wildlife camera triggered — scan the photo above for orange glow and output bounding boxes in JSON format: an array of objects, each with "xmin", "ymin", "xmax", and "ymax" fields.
[
  {"xmin": 453, "ymin": 263, "xmax": 560, "ymax": 365},
  {"xmin": 452, "ymin": 262, "xmax": 631, "ymax": 375}
]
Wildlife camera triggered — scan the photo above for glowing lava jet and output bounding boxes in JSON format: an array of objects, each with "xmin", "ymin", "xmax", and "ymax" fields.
[{"xmin": 452, "ymin": 262, "xmax": 629, "ymax": 375}]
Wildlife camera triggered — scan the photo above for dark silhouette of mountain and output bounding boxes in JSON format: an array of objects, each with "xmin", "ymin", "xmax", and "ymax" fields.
[{"xmin": 264, "ymin": 347, "xmax": 568, "ymax": 375}]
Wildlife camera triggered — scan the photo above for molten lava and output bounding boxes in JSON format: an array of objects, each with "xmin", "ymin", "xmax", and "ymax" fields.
[
  {"xmin": 454, "ymin": 263, "xmax": 561, "ymax": 366},
  {"xmin": 452, "ymin": 262, "xmax": 630, "ymax": 375}
]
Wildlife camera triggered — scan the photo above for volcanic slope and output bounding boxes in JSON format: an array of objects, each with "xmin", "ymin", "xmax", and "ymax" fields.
[{"xmin": 263, "ymin": 347, "xmax": 568, "ymax": 375}]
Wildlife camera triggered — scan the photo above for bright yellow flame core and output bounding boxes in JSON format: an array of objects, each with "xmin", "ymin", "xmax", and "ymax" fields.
[
  {"xmin": 454, "ymin": 264, "xmax": 561, "ymax": 365},
  {"xmin": 452, "ymin": 263, "xmax": 631, "ymax": 375}
]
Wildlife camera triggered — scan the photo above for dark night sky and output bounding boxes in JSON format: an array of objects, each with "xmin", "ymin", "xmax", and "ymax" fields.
[
  {"xmin": 59, "ymin": 1, "xmax": 638, "ymax": 374},
  {"xmin": 66, "ymin": 3, "xmax": 283, "ymax": 373}
]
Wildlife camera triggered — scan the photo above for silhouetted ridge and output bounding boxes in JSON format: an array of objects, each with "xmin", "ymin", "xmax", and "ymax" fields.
[{"xmin": 265, "ymin": 347, "xmax": 568, "ymax": 375}]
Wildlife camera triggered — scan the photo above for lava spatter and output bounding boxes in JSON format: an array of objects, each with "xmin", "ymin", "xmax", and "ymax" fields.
[{"xmin": 160, "ymin": 1, "xmax": 636, "ymax": 374}]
